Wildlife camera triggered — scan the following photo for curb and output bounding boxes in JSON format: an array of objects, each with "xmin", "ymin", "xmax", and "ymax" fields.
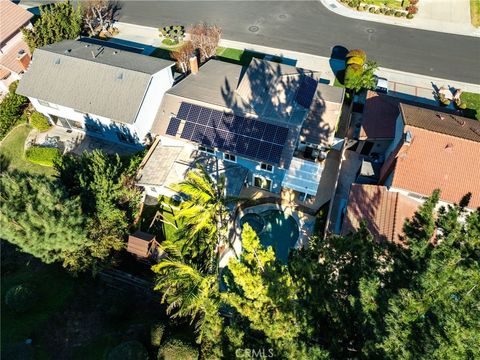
[{"xmin": 319, "ymin": 0, "xmax": 480, "ymax": 38}]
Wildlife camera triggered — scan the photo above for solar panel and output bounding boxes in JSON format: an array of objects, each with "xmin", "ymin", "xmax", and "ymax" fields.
[
  {"xmin": 175, "ymin": 102, "xmax": 290, "ymax": 165},
  {"xmin": 268, "ymin": 144, "xmax": 284, "ymax": 164},
  {"xmin": 166, "ymin": 117, "xmax": 181, "ymax": 136},
  {"xmin": 273, "ymin": 126, "xmax": 289, "ymax": 145},
  {"xmin": 296, "ymin": 76, "xmax": 317, "ymax": 108},
  {"xmin": 180, "ymin": 121, "xmax": 195, "ymax": 140},
  {"xmin": 187, "ymin": 104, "xmax": 202, "ymax": 122},
  {"xmin": 177, "ymin": 103, "xmax": 191, "ymax": 120},
  {"xmin": 197, "ymin": 107, "xmax": 212, "ymax": 125},
  {"xmin": 191, "ymin": 124, "xmax": 207, "ymax": 143}
]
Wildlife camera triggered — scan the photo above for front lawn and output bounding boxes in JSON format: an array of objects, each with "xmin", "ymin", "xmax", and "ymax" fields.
[
  {"xmin": 0, "ymin": 124, "xmax": 56, "ymax": 176},
  {"xmin": 471, "ymin": 0, "xmax": 480, "ymax": 27},
  {"xmin": 460, "ymin": 92, "xmax": 480, "ymax": 120},
  {"xmin": 364, "ymin": 0, "xmax": 406, "ymax": 10}
]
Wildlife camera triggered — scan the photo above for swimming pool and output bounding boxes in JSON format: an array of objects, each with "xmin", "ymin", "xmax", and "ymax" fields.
[{"xmin": 240, "ymin": 210, "xmax": 299, "ymax": 263}]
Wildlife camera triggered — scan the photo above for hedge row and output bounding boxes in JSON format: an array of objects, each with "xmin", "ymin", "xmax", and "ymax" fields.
[
  {"xmin": 25, "ymin": 146, "xmax": 60, "ymax": 167},
  {"xmin": 30, "ymin": 111, "xmax": 52, "ymax": 132},
  {"xmin": 0, "ymin": 81, "xmax": 28, "ymax": 139}
]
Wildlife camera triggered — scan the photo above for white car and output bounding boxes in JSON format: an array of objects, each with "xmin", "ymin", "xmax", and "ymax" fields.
[{"xmin": 375, "ymin": 76, "xmax": 389, "ymax": 94}]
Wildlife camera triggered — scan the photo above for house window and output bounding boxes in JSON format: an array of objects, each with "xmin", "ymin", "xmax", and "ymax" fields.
[
  {"xmin": 253, "ymin": 175, "xmax": 272, "ymax": 191},
  {"xmin": 199, "ymin": 145, "xmax": 214, "ymax": 154},
  {"xmin": 224, "ymin": 153, "xmax": 236, "ymax": 162},
  {"xmin": 260, "ymin": 163, "xmax": 273, "ymax": 172},
  {"xmin": 38, "ymin": 99, "xmax": 58, "ymax": 109}
]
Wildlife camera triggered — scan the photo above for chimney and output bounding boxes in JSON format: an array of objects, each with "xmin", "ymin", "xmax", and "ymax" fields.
[
  {"xmin": 16, "ymin": 50, "xmax": 30, "ymax": 71},
  {"xmin": 189, "ymin": 55, "xmax": 198, "ymax": 74}
]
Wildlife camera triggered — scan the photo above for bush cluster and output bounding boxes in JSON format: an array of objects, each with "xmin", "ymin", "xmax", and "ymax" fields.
[
  {"xmin": 0, "ymin": 81, "xmax": 28, "ymax": 139},
  {"xmin": 107, "ymin": 341, "xmax": 148, "ymax": 360},
  {"xmin": 30, "ymin": 112, "xmax": 51, "ymax": 132},
  {"xmin": 157, "ymin": 338, "xmax": 198, "ymax": 360},
  {"xmin": 151, "ymin": 322, "xmax": 166, "ymax": 347},
  {"xmin": 25, "ymin": 146, "xmax": 61, "ymax": 167}
]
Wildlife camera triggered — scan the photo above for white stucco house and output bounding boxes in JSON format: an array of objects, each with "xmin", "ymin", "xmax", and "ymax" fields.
[{"xmin": 16, "ymin": 39, "xmax": 175, "ymax": 147}]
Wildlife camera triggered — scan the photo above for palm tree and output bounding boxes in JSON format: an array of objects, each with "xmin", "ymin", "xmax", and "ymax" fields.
[
  {"xmin": 152, "ymin": 250, "xmax": 223, "ymax": 348},
  {"xmin": 172, "ymin": 165, "xmax": 242, "ymax": 271}
]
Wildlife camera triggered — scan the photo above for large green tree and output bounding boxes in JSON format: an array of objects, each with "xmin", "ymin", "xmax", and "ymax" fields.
[
  {"xmin": 22, "ymin": 1, "xmax": 83, "ymax": 52},
  {"xmin": 171, "ymin": 166, "xmax": 241, "ymax": 271},
  {"xmin": 0, "ymin": 173, "xmax": 90, "ymax": 267},
  {"xmin": 0, "ymin": 82, "xmax": 28, "ymax": 139},
  {"xmin": 55, "ymin": 150, "xmax": 142, "ymax": 272}
]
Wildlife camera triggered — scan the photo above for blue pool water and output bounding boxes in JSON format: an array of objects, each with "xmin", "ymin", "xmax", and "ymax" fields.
[{"xmin": 240, "ymin": 210, "xmax": 299, "ymax": 263}]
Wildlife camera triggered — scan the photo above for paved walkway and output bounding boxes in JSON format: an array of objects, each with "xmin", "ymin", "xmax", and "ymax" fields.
[{"xmin": 320, "ymin": 0, "xmax": 479, "ymax": 37}]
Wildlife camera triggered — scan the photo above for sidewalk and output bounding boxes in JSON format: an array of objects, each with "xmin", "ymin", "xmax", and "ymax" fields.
[
  {"xmin": 113, "ymin": 21, "xmax": 480, "ymax": 100},
  {"xmin": 320, "ymin": 0, "xmax": 479, "ymax": 38}
]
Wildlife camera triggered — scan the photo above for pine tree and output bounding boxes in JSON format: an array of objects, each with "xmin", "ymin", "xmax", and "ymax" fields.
[
  {"xmin": 22, "ymin": 1, "xmax": 83, "ymax": 52},
  {"xmin": 0, "ymin": 173, "xmax": 90, "ymax": 266}
]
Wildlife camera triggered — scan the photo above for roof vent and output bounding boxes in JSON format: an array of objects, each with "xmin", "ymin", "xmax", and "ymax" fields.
[
  {"xmin": 117, "ymin": 72, "xmax": 123, "ymax": 80},
  {"xmin": 436, "ymin": 114, "xmax": 445, "ymax": 120},
  {"xmin": 404, "ymin": 130, "xmax": 413, "ymax": 144},
  {"xmin": 85, "ymin": 44, "xmax": 90, "ymax": 48},
  {"xmin": 17, "ymin": 49, "xmax": 25, "ymax": 56},
  {"xmin": 444, "ymin": 143, "xmax": 454, "ymax": 152},
  {"xmin": 451, "ymin": 115, "xmax": 465, "ymax": 126},
  {"xmin": 54, "ymin": 58, "xmax": 60, "ymax": 65},
  {"xmin": 64, "ymin": 49, "xmax": 71, "ymax": 54},
  {"xmin": 113, "ymin": 50, "xmax": 118, "ymax": 55}
]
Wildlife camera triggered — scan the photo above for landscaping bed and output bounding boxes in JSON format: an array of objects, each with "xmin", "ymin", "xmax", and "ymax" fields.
[
  {"xmin": 0, "ymin": 124, "xmax": 56, "ymax": 176},
  {"xmin": 339, "ymin": 0, "xmax": 418, "ymax": 18}
]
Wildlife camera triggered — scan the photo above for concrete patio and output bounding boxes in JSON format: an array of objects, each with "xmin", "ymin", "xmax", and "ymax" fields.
[{"xmin": 26, "ymin": 126, "xmax": 140, "ymax": 156}]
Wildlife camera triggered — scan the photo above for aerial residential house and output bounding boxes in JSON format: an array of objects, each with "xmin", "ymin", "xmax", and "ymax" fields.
[
  {"xmin": 136, "ymin": 58, "xmax": 345, "ymax": 207},
  {"xmin": 341, "ymin": 104, "xmax": 480, "ymax": 240},
  {"xmin": 0, "ymin": 0, "xmax": 33, "ymax": 91},
  {"xmin": 16, "ymin": 39, "xmax": 175, "ymax": 147}
]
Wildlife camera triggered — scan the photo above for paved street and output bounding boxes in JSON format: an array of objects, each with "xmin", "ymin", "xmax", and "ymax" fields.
[{"xmin": 118, "ymin": 1, "xmax": 480, "ymax": 84}]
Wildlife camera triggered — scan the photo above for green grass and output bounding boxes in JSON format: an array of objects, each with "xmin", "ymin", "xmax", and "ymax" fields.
[
  {"xmin": 460, "ymin": 92, "xmax": 480, "ymax": 120},
  {"xmin": 216, "ymin": 47, "xmax": 272, "ymax": 66},
  {"xmin": 137, "ymin": 198, "xmax": 182, "ymax": 242},
  {"xmin": 25, "ymin": 146, "xmax": 60, "ymax": 167},
  {"xmin": 363, "ymin": 0, "xmax": 406, "ymax": 10},
  {"xmin": 1, "ymin": 260, "xmax": 76, "ymax": 348},
  {"xmin": 0, "ymin": 124, "xmax": 56, "ymax": 176},
  {"xmin": 471, "ymin": 0, "xmax": 480, "ymax": 27}
]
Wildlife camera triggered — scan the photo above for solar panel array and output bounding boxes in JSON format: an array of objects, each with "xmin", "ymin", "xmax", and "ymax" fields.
[
  {"xmin": 295, "ymin": 76, "xmax": 318, "ymax": 108},
  {"xmin": 168, "ymin": 102, "xmax": 290, "ymax": 165}
]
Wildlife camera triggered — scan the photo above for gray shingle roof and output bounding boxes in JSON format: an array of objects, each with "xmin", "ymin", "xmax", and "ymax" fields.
[{"xmin": 17, "ymin": 39, "xmax": 174, "ymax": 124}]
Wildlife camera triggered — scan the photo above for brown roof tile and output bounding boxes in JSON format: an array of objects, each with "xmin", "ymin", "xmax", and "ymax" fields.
[
  {"xmin": 400, "ymin": 103, "xmax": 480, "ymax": 143},
  {"xmin": 0, "ymin": 37, "xmax": 30, "ymax": 74},
  {"xmin": 359, "ymin": 91, "xmax": 399, "ymax": 139},
  {"xmin": 342, "ymin": 184, "xmax": 419, "ymax": 243},
  {"xmin": 389, "ymin": 125, "xmax": 480, "ymax": 208},
  {"xmin": 0, "ymin": 0, "xmax": 33, "ymax": 43}
]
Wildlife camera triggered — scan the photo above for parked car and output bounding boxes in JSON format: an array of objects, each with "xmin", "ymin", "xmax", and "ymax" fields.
[{"xmin": 375, "ymin": 76, "xmax": 389, "ymax": 94}]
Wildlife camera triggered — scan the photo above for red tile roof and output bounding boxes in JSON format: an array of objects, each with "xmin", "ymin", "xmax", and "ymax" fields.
[
  {"xmin": 0, "ymin": 37, "xmax": 30, "ymax": 74},
  {"xmin": 388, "ymin": 125, "xmax": 480, "ymax": 208},
  {"xmin": 359, "ymin": 91, "xmax": 399, "ymax": 139},
  {"xmin": 342, "ymin": 184, "xmax": 419, "ymax": 243},
  {"xmin": 0, "ymin": 0, "xmax": 33, "ymax": 43}
]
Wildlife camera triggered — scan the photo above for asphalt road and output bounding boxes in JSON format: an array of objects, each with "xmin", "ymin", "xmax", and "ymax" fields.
[{"xmin": 118, "ymin": 1, "xmax": 480, "ymax": 84}]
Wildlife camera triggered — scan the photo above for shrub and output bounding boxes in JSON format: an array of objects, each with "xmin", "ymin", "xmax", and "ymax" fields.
[
  {"xmin": 369, "ymin": 6, "xmax": 376, "ymax": 13},
  {"xmin": 346, "ymin": 49, "xmax": 366, "ymax": 62},
  {"xmin": 407, "ymin": 5, "xmax": 418, "ymax": 14},
  {"xmin": 157, "ymin": 338, "xmax": 198, "ymax": 360},
  {"xmin": 8, "ymin": 80, "xmax": 19, "ymax": 94},
  {"xmin": 346, "ymin": 56, "xmax": 365, "ymax": 66},
  {"xmin": 0, "ymin": 91, "xmax": 28, "ymax": 139},
  {"xmin": 459, "ymin": 102, "xmax": 467, "ymax": 110},
  {"xmin": 107, "ymin": 341, "xmax": 149, "ymax": 360},
  {"xmin": 162, "ymin": 38, "xmax": 178, "ymax": 46},
  {"xmin": 406, "ymin": 13, "xmax": 414, "ymax": 19},
  {"xmin": 5, "ymin": 284, "xmax": 35, "ymax": 312},
  {"xmin": 375, "ymin": 9, "xmax": 381, "ymax": 14},
  {"xmin": 25, "ymin": 146, "xmax": 60, "ymax": 167},
  {"xmin": 30, "ymin": 112, "xmax": 51, "ymax": 132},
  {"xmin": 151, "ymin": 322, "xmax": 166, "ymax": 347},
  {"xmin": 363, "ymin": 4, "xmax": 369, "ymax": 10},
  {"xmin": 395, "ymin": 11, "xmax": 403, "ymax": 17},
  {"xmin": 410, "ymin": 0, "xmax": 419, "ymax": 4}
]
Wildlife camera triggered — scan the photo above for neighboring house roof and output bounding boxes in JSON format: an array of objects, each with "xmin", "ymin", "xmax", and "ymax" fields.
[
  {"xmin": 400, "ymin": 103, "xmax": 480, "ymax": 142},
  {"xmin": 152, "ymin": 59, "xmax": 343, "ymax": 168},
  {"xmin": 382, "ymin": 105, "xmax": 480, "ymax": 208},
  {"xmin": 342, "ymin": 184, "xmax": 419, "ymax": 243},
  {"xmin": 299, "ymin": 83, "xmax": 344, "ymax": 146},
  {"xmin": 0, "ymin": 38, "xmax": 30, "ymax": 74},
  {"xmin": 359, "ymin": 91, "xmax": 399, "ymax": 139},
  {"xmin": 0, "ymin": 0, "xmax": 33, "ymax": 44},
  {"xmin": 16, "ymin": 39, "xmax": 174, "ymax": 124}
]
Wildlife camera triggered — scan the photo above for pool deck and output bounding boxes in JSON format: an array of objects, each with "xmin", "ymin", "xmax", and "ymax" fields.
[{"xmin": 218, "ymin": 203, "xmax": 315, "ymax": 268}]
